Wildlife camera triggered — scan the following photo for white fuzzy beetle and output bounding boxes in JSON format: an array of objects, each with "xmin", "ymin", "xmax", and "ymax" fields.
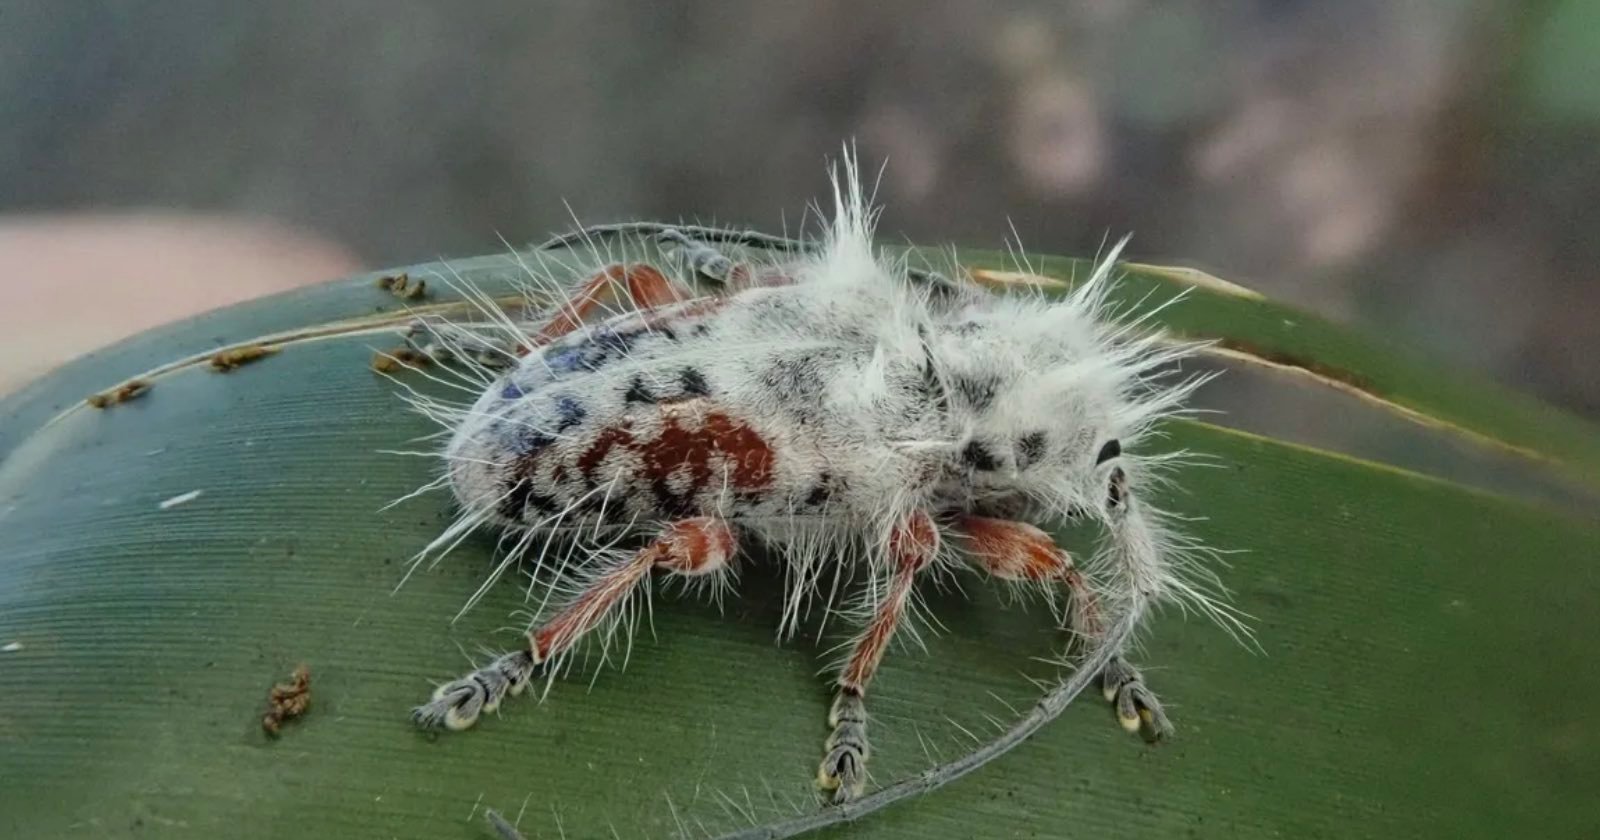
[{"xmin": 393, "ymin": 151, "xmax": 1240, "ymax": 806}]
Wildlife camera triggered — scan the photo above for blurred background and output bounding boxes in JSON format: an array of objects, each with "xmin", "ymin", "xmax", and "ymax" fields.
[{"xmin": 2, "ymin": 0, "xmax": 1597, "ymax": 420}]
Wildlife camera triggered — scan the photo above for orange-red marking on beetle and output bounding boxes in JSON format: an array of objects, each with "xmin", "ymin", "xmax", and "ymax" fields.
[{"xmin": 577, "ymin": 399, "xmax": 775, "ymax": 495}]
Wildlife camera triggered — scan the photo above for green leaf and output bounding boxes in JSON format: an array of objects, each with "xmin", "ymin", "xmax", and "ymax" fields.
[
  {"xmin": 941, "ymin": 248, "xmax": 1600, "ymax": 485},
  {"xmin": 2, "ymin": 247, "xmax": 1596, "ymax": 839}
]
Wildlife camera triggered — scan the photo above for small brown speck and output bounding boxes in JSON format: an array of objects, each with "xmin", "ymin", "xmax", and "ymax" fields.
[
  {"xmin": 210, "ymin": 344, "xmax": 278, "ymax": 372},
  {"xmin": 261, "ymin": 663, "xmax": 311, "ymax": 737},
  {"xmin": 86, "ymin": 379, "xmax": 152, "ymax": 408},
  {"xmin": 376, "ymin": 273, "xmax": 428, "ymax": 300},
  {"xmin": 371, "ymin": 346, "xmax": 431, "ymax": 373}
]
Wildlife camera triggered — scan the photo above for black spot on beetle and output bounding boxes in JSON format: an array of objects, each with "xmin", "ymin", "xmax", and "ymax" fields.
[
  {"xmin": 1017, "ymin": 431, "xmax": 1048, "ymax": 469},
  {"xmin": 1096, "ymin": 439, "xmax": 1122, "ymax": 465},
  {"xmin": 553, "ymin": 395, "xmax": 588, "ymax": 431},
  {"xmin": 569, "ymin": 487, "xmax": 608, "ymax": 516},
  {"xmin": 732, "ymin": 489, "xmax": 769, "ymax": 508},
  {"xmin": 624, "ymin": 375, "xmax": 657, "ymax": 404},
  {"xmin": 805, "ymin": 485, "xmax": 831, "ymax": 507},
  {"xmin": 952, "ymin": 376, "xmax": 998, "ymax": 412},
  {"xmin": 804, "ymin": 473, "xmax": 834, "ymax": 508},
  {"xmin": 649, "ymin": 478, "xmax": 699, "ymax": 519},
  {"xmin": 962, "ymin": 440, "xmax": 1001, "ymax": 471},
  {"xmin": 500, "ymin": 479, "xmax": 531, "ymax": 520},
  {"xmin": 593, "ymin": 328, "xmax": 639, "ymax": 356},
  {"xmin": 680, "ymin": 367, "xmax": 711, "ymax": 397},
  {"xmin": 1108, "ymin": 466, "xmax": 1126, "ymax": 508},
  {"xmin": 500, "ymin": 479, "xmax": 561, "ymax": 519},
  {"xmin": 513, "ymin": 427, "xmax": 556, "ymax": 457}
]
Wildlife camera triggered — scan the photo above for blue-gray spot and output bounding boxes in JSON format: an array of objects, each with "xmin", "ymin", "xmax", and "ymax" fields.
[
  {"xmin": 546, "ymin": 345, "xmax": 587, "ymax": 373},
  {"xmin": 554, "ymin": 395, "xmax": 587, "ymax": 431},
  {"xmin": 501, "ymin": 381, "xmax": 526, "ymax": 400},
  {"xmin": 594, "ymin": 327, "xmax": 640, "ymax": 356},
  {"xmin": 515, "ymin": 427, "xmax": 555, "ymax": 456}
]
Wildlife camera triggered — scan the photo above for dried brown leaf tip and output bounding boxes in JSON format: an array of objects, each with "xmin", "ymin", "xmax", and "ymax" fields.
[
  {"xmin": 376, "ymin": 272, "xmax": 428, "ymax": 300},
  {"xmin": 964, "ymin": 267, "xmax": 1067, "ymax": 291},
  {"xmin": 1212, "ymin": 336, "xmax": 1377, "ymax": 392},
  {"xmin": 210, "ymin": 344, "xmax": 278, "ymax": 372},
  {"xmin": 261, "ymin": 663, "xmax": 311, "ymax": 737},
  {"xmin": 85, "ymin": 379, "xmax": 152, "ymax": 408},
  {"xmin": 371, "ymin": 346, "xmax": 431, "ymax": 373}
]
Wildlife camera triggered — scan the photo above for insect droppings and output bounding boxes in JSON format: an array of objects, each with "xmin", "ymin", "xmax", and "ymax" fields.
[
  {"xmin": 388, "ymin": 149, "xmax": 1247, "ymax": 813},
  {"xmin": 85, "ymin": 379, "xmax": 151, "ymax": 408},
  {"xmin": 261, "ymin": 663, "xmax": 311, "ymax": 736},
  {"xmin": 371, "ymin": 346, "xmax": 431, "ymax": 374},
  {"xmin": 210, "ymin": 344, "xmax": 278, "ymax": 372},
  {"xmin": 377, "ymin": 272, "xmax": 428, "ymax": 300}
]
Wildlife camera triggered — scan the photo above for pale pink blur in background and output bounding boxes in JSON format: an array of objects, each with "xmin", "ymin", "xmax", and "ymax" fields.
[
  {"xmin": 0, "ymin": 216, "xmax": 359, "ymax": 393},
  {"xmin": 2, "ymin": 1, "xmax": 1596, "ymax": 416}
]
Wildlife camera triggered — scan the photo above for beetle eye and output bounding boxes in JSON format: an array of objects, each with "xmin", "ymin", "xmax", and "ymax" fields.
[{"xmin": 1095, "ymin": 439, "xmax": 1121, "ymax": 465}]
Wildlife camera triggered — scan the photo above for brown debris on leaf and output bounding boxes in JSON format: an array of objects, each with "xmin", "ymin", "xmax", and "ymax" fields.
[
  {"xmin": 210, "ymin": 344, "xmax": 278, "ymax": 372},
  {"xmin": 376, "ymin": 272, "xmax": 428, "ymax": 300},
  {"xmin": 85, "ymin": 379, "xmax": 152, "ymax": 408},
  {"xmin": 371, "ymin": 346, "xmax": 432, "ymax": 374},
  {"xmin": 262, "ymin": 663, "xmax": 311, "ymax": 737}
]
